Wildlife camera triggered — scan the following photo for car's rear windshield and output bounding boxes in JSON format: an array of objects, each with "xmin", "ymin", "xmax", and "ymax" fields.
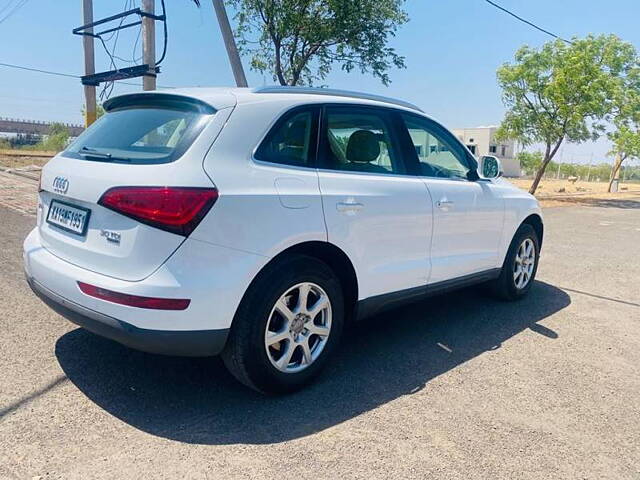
[{"xmin": 64, "ymin": 99, "xmax": 214, "ymax": 165}]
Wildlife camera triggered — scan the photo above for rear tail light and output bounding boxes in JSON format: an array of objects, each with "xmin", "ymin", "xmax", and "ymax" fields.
[
  {"xmin": 98, "ymin": 186, "xmax": 218, "ymax": 236},
  {"xmin": 78, "ymin": 282, "xmax": 190, "ymax": 310}
]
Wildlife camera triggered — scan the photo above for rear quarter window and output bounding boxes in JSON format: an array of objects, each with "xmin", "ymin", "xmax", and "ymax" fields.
[{"xmin": 254, "ymin": 106, "xmax": 319, "ymax": 167}]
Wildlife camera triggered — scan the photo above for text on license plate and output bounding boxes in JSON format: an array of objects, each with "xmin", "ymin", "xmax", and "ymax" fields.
[{"xmin": 46, "ymin": 200, "xmax": 91, "ymax": 236}]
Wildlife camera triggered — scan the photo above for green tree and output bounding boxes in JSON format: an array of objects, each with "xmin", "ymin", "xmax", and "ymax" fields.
[
  {"xmin": 38, "ymin": 123, "xmax": 71, "ymax": 152},
  {"xmin": 516, "ymin": 151, "xmax": 543, "ymax": 176},
  {"xmin": 495, "ymin": 35, "xmax": 637, "ymax": 194},
  {"xmin": 607, "ymin": 66, "xmax": 640, "ymax": 191},
  {"xmin": 81, "ymin": 104, "xmax": 106, "ymax": 122},
  {"xmin": 227, "ymin": 0, "xmax": 408, "ymax": 86}
]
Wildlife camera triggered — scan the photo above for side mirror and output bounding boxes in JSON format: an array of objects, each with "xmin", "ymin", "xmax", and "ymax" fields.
[{"xmin": 479, "ymin": 155, "xmax": 503, "ymax": 179}]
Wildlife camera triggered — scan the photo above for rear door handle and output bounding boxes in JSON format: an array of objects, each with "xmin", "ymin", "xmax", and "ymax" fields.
[
  {"xmin": 436, "ymin": 198, "xmax": 454, "ymax": 209},
  {"xmin": 337, "ymin": 200, "xmax": 364, "ymax": 214}
]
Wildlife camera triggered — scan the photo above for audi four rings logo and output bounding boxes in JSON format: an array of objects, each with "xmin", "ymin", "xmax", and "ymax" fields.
[{"xmin": 53, "ymin": 176, "xmax": 69, "ymax": 194}]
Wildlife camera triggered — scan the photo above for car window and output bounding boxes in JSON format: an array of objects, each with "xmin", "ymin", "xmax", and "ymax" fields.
[
  {"xmin": 65, "ymin": 107, "xmax": 210, "ymax": 164},
  {"xmin": 401, "ymin": 114, "xmax": 470, "ymax": 179},
  {"xmin": 320, "ymin": 107, "xmax": 406, "ymax": 175},
  {"xmin": 255, "ymin": 109, "xmax": 316, "ymax": 167}
]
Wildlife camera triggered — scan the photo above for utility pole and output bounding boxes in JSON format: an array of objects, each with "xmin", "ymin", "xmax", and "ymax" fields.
[
  {"xmin": 141, "ymin": 0, "xmax": 156, "ymax": 91},
  {"xmin": 82, "ymin": 0, "xmax": 97, "ymax": 127},
  {"xmin": 212, "ymin": 0, "xmax": 248, "ymax": 87}
]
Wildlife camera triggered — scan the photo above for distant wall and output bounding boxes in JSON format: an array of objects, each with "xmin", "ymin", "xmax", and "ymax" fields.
[
  {"xmin": 501, "ymin": 158, "xmax": 521, "ymax": 177},
  {"xmin": 0, "ymin": 118, "xmax": 84, "ymax": 137}
]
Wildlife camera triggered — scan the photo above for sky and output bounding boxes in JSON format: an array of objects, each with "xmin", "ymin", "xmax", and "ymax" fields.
[{"xmin": 0, "ymin": 0, "xmax": 639, "ymax": 164}]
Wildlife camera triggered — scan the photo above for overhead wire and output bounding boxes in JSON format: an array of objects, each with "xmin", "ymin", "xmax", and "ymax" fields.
[
  {"xmin": 0, "ymin": 0, "xmax": 18, "ymax": 16},
  {"xmin": 0, "ymin": 0, "xmax": 29, "ymax": 25},
  {"xmin": 155, "ymin": 0, "xmax": 168, "ymax": 66},
  {"xmin": 92, "ymin": 0, "xmax": 168, "ymax": 99},
  {"xmin": 483, "ymin": 0, "xmax": 573, "ymax": 44},
  {"xmin": 97, "ymin": 0, "xmax": 132, "ymax": 100},
  {"xmin": 0, "ymin": 61, "xmax": 174, "ymax": 88}
]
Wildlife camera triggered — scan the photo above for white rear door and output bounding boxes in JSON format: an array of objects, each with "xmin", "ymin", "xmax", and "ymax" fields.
[{"xmin": 317, "ymin": 105, "xmax": 433, "ymax": 300}]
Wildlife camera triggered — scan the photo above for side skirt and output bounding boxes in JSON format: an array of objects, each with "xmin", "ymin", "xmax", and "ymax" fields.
[{"xmin": 355, "ymin": 268, "xmax": 501, "ymax": 321}]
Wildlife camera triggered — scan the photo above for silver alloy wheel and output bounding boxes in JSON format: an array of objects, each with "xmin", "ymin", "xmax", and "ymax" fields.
[
  {"xmin": 264, "ymin": 282, "xmax": 332, "ymax": 373},
  {"xmin": 513, "ymin": 238, "xmax": 536, "ymax": 289}
]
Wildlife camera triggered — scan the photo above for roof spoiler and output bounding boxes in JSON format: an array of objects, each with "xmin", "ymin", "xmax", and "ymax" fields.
[{"xmin": 103, "ymin": 93, "xmax": 217, "ymax": 114}]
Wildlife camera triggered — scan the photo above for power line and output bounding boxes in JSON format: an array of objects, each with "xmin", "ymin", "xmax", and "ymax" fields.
[
  {"xmin": 0, "ymin": 0, "xmax": 29, "ymax": 24},
  {"xmin": 0, "ymin": 61, "xmax": 174, "ymax": 88},
  {"xmin": 0, "ymin": 0, "xmax": 19, "ymax": 16},
  {"xmin": 0, "ymin": 61, "xmax": 78, "ymax": 79},
  {"xmin": 483, "ymin": 0, "xmax": 573, "ymax": 44},
  {"xmin": 156, "ymin": 0, "xmax": 169, "ymax": 66}
]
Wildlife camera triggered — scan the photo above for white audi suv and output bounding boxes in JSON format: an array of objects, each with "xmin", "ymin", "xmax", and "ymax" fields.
[{"xmin": 24, "ymin": 87, "xmax": 543, "ymax": 393}]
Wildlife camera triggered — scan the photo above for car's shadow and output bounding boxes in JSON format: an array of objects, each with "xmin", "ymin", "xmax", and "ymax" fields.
[{"xmin": 55, "ymin": 281, "xmax": 570, "ymax": 445}]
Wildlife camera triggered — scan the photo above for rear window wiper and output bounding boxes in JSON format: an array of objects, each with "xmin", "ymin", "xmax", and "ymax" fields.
[
  {"xmin": 80, "ymin": 146, "xmax": 111, "ymax": 158},
  {"xmin": 79, "ymin": 147, "xmax": 131, "ymax": 162}
]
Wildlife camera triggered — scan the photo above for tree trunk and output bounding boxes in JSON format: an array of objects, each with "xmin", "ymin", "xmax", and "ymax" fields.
[
  {"xmin": 273, "ymin": 41, "xmax": 288, "ymax": 85},
  {"xmin": 529, "ymin": 153, "xmax": 551, "ymax": 194},
  {"xmin": 528, "ymin": 138, "xmax": 564, "ymax": 195},
  {"xmin": 607, "ymin": 154, "xmax": 625, "ymax": 193}
]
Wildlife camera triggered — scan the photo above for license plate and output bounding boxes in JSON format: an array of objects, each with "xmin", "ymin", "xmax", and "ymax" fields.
[{"xmin": 46, "ymin": 200, "xmax": 91, "ymax": 236}]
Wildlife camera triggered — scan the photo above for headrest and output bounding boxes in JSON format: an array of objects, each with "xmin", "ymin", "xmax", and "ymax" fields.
[
  {"xmin": 282, "ymin": 119, "xmax": 307, "ymax": 147},
  {"xmin": 346, "ymin": 130, "xmax": 380, "ymax": 163}
]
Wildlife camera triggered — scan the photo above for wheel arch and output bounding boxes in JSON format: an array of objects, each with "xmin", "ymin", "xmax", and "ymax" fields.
[
  {"xmin": 521, "ymin": 213, "xmax": 544, "ymax": 248},
  {"xmin": 241, "ymin": 241, "xmax": 359, "ymax": 324}
]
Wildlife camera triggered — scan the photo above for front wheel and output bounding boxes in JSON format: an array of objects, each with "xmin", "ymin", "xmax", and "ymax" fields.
[
  {"xmin": 222, "ymin": 254, "xmax": 344, "ymax": 394},
  {"xmin": 490, "ymin": 224, "xmax": 540, "ymax": 301}
]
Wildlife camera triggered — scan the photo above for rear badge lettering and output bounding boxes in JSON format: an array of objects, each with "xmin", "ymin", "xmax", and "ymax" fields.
[{"xmin": 100, "ymin": 229, "xmax": 121, "ymax": 245}]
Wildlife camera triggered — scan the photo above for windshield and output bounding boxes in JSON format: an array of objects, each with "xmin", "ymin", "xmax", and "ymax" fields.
[{"xmin": 64, "ymin": 106, "xmax": 212, "ymax": 164}]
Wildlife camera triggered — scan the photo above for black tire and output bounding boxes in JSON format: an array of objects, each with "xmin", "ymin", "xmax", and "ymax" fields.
[
  {"xmin": 490, "ymin": 224, "xmax": 540, "ymax": 301},
  {"xmin": 221, "ymin": 254, "xmax": 344, "ymax": 394}
]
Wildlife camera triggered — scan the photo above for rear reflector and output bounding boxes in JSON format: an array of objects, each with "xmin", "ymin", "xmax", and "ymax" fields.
[
  {"xmin": 78, "ymin": 282, "xmax": 190, "ymax": 310},
  {"xmin": 98, "ymin": 186, "xmax": 218, "ymax": 236}
]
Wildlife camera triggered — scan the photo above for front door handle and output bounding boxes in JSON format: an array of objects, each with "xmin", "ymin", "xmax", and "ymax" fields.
[{"xmin": 337, "ymin": 200, "xmax": 364, "ymax": 214}]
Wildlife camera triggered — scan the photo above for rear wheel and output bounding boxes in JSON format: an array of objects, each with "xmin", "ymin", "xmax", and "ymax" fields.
[
  {"xmin": 222, "ymin": 254, "xmax": 344, "ymax": 394},
  {"xmin": 490, "ymin": 224, "xmax": 540, "ymax": 301}
]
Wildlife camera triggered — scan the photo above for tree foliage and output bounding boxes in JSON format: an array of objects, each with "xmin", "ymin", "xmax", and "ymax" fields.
[
  {"xmin": 495, "ymin": 35, "xmax": 638, "ymax": 194},
  {"xmin": 81, "ymin": 104, "xmax": 106, "ymax": 121},
  {"xmin": 607, "ymin": 66, "xmax": 640, "ymax": 191},
  {"xmin": 516, "ymin": 151, "xmax": 543, "ymax": 175},
  {"xmin": 37, "ymin": 123, "xmax": 71, "ymax": 152},
  {"xmin": 228, "ymin": 0, "xmax": 408, "ymax": 86}
]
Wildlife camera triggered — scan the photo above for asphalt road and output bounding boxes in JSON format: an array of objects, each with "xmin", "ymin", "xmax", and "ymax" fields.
[{"xmin": 1, "ymin": 199, "xmax": 639, "ymax": 479}]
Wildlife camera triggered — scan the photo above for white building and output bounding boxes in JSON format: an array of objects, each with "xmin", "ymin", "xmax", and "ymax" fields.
[{"xmin": 451, "ymin": 126, "xmax": 521, "ymax": 177}]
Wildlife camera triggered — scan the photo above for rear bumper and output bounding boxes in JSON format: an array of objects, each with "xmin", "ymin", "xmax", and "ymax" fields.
[
  {"xmin": 24, "ymin": 227, "xmax": 268, "ymax": 332},
  {"xmin": 27, "ymin": 275, "xmax": 229, "ymax": 357}
]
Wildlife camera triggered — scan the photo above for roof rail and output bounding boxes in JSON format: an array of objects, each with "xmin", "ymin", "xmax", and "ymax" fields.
[{"xmin": 253, "ymin": 86, "xmax": 424, "ymax": 113}]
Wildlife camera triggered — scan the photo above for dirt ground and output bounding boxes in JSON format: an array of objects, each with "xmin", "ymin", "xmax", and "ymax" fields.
[
  {"xmin": 506, "ymin": 178, "xmax": 640, "ymax": 208},
  {"xmin": 0, "ymin": 154, "xmax": 49, "ymax": 170},
  {"xmin": 508, "ymin": 177, "xmax": 640, "ymax": 196}
]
